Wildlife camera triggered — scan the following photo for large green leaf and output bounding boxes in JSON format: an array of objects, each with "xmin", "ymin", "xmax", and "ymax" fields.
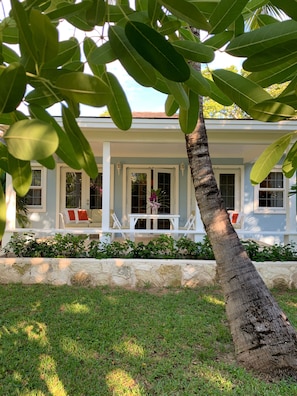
[
  {"xmin": 179, "ymin": 89, "xmax": 199, "ymax": 134},
  {"xmin": 250, "ymin": 133, "xmax": 293, "ymax": 185},
  {"xmin": 109, "ymin": 25, "xmax": 157, "ymax": 87},
  {"xmin": 165, "ymin": 95, "xmax": 179, "ymax": 116},
  {"xmin": 83, "ymin": 37, "xmax": 106, "ymax": 78},
  {"xmin": 44, "ymin": 39, "xmax": 80, "ymax": 69},
  {"xmin": 270, "ymin": 0, "xmax": 297, "ymax": 21},
  {"xmin": 46, "ymin": 1, "xmax": 92, "ymax": 21},
  {"xmin": 0, "ymin": 62, "xmax": 26, "ymax": 113},
  {"xmin": 103, "ymin": 72, "xmax": 132, "ymax": 131},
  {"xmin": 186, "ymin": 67, "xmax": 211, "ymax": 97},
  {"xmin": 86, "ymin": 0, "xmax": 106, "ymax": 27},
  {"xmin": 1, "ymin": 17, "xmax": 19, "ymax": 44},
  {"xmin": 11, "ymin": 0, "xmax": 37, "ymax": 64},
  {"xmin": 203, "ymin": 78, "xmax": 233, "ymax": 106},
  {"xmin": 283, "ymin": 140, "xmax": 297, "ymax": 178},
  {"xmin": 203, "ymin": 31, "xmax": 234, "ymax": 51},
  {"xmin": 0, "ymin": 143, "xmax": 9, "ymax": 174},
  {"xmin": 212, "ymin": 69, "xmax": 272, "ymax": 117},
  {"xmin": 5, "ymin": 119, "xmax": 59, "ymax": 161},
  {"xmin": 247, "ymin": 59, "xmax": 297, "ymax": 87},
  {"xmin": 30, "ymin": 9, "xmax": 58, "ymax": 66},
  {"xmin": 209, "ymin": 0, "xmax": 249, "ymax": 34},
  {"xmin": 166, "ymin": 80, "xmax": 189, "ymax": 109},
  {"xmin": 227, "ymin": 20, "xmax": 297, "ymax": 57},
  {"xmin": 125, "ymin": 21, "xmax": 190, "ymax": 82},
  {"xmin": 0, "ymin": 183, "xmax": 6, "ymax": 238},
  {"xmin": 2, "ymin": 44, "xmax": 21, "ymax": 63},
  {"xmin": 29, "ymin": 105, "xmax": 81, "ymax": 170},
  {"xmin": 243, "ymin": 40, "xmax": 297, "ymax": 72},
  {"xmin": 148, "ymin": 0, "xmax": 162, "ymax": 25},
  {"xmin": 55, "ymin": 72, "xmax": 112, "ymax": 107},
  {"xmin": 89, "ymin": 41, "xmax": 117, "ymax": 66},
  {"xmin": 158, "ymin": 19, "xmax": 181, "ymax": 35},
  {"xmin": 157, "ymin": 0, "xmax": 211, "ymax": 31},
  {"xmin": 8, "ymin": 153, "xmax": 32, "ymax": 197},
  {"xmin": 249, "ymin": 100, "xmax": 296, "ymax": 122},
  {"xmin": 172, "ymin": 40, "xmax": 214, "ymax": 63},
  {"xmin": 38, "ymin": 156, "xmax": 56, "ymax": 169},
  {"xmin": 62, "ymin": 106, "xmax": 98, "ymax": 178},
  {"xmin": 26, "ymin": 86, "xmax": 63, "ymax": 108}
]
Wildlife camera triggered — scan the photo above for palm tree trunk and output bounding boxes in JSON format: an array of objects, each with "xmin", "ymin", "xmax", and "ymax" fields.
[{"xmin": 185, "ymin": 101, "xmax": 297, "ymax": 376}]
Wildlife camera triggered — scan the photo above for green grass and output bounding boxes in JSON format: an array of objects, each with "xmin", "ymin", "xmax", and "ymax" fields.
[{"xmin": 0, "ymin": 285, "xmax": 297, "ymax": 395}]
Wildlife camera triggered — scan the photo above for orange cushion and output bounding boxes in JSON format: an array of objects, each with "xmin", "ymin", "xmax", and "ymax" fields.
[{"xmin": 77, "ymin": 209, "xmax": 89, "ymax": 221}]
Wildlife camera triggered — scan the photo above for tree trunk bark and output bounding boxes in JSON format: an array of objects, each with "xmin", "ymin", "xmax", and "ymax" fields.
[{"xmin": 185, "ymin": 102, "xmax": 297, "ymax": 376}]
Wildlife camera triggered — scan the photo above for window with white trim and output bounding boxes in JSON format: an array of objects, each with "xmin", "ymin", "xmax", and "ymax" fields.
[
  {"xmin": 254, "ymin": 170, "xmax": 285, "ymax": 212},
  {"xmin": 25, "ymin": 167, "xmax": 46, "ymax": 211}
]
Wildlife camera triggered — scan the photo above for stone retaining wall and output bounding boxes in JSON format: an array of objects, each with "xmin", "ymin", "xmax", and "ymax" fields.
[{"xmin": 0, "ymin": 258, "xmax": 297, "ymax": 289}]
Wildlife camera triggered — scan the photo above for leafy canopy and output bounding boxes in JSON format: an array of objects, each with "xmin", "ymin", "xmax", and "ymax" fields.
[{"xmin": 0, "ymin": 0, "xmax": 297, "ymax": 235}]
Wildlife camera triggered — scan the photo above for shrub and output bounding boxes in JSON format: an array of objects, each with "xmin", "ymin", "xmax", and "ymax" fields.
[{"xmin": 3, "ymin": 233, "xmax": 297, "ymax": 261}]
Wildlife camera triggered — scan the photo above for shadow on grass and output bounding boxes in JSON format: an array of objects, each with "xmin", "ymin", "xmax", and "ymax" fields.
[{"xmin": 0, "ymin": 285, "xmax": 296, "ymax": 395}]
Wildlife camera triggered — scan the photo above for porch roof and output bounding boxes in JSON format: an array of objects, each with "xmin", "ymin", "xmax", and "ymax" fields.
[{"xmin": 55, "ymin": 116, "xmax": 297, "ymax": 162}]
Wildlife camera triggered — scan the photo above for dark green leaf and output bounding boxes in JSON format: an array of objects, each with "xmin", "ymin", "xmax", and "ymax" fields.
[
  {"xmin": 2, "ymin": 17, "xmax": 18, "ymax": 44},
  {"xmin": 209, "ymin": 0, "xmax": 249, "ymax": 34},
  {"xmin": 247, "ymin": 60, "xmax": 297, "ymax": 87},
  {"xmin": 158, "ymin": 0, "xmax": 211, "ymax": 31},
  {"xmin": 212, "ymin": 69, "xmax": 272, "ymax": 116},
  {"xmin": 172, "ymin": 40, "xmax": 214, "ymax": 63},
  {"xmin": 148, "ymin": 0, "xmax": 162, "ymax": 25},
  {"xmin": 29, "ymin": 105, "xmax": 81, "ymax": 170},
  {"xmin": 227, "ymin": 20, "xmax": 297, "ymax": 57},
  {"xmin": 0, "ymin": 143, "xmax": 9, "ymax": 174},
  {"xmin": 109, "ymin": 25, "xmax": 157, "ymax": 87},
  {"xmin": 38, "ymin": 156, "xmax": 56, "ymax": 169},
  {"xmin": 30, "ymin": 9, "xmax": 58, "ymax": 65},
  {"xmin": 125, "ymin": 21, "xmax": 190, "ymax": 82},
  {"xmin": 62, "ymin": 106, "xmax": 98, "ymax": 178},
  {"xmin": 11, "ymin": 0, "xmax": 37, "ymax": 63},
  {"xmin": 44, "ymin": 40, "xmax": 80, "ymax": 69},
  {"xmin": 179, "ymin": 89, "xmax": 199, "ymax": 134},
  {"xmin": 165, "ymin": 95, "xmax": 178, "ymax": 116},
  {"xmin": 205, "ymin": 78, "xmax": 234, "ymax": 106},
  {"xmin": 270, "ymin": 0, "xmax": 297, "ymax": 21},
  {"xmin": 166, "ymin": 80, "xmax": 189, "ymax": 109},
  {"xmin": 158, "ymin": 19, "xmax": 182, "ymax": 35},
  {"xmin": 8, "ymin": 153, "xmax": 32, "ymax": 197},
  {"xmin": 89, "ymin": 41, "xmax": 117, "ymax": 66},
  {"xmin": 46, "ymin": 1, "xmax": 92, "ymax": 21},
  {"xmin": 2, "ymin": 44, "xmax": 21, "ymax": 63},
  {"xmin": 243, "ymin": 40, "xmax": 297, "ymax": 72},
  {"xmin": 249, "ymin": 100, "xmax": 296, "ymax": 122},
  {"xmin": 26, "ymin": 86, "xmax": 63, "ymax": 108},
  {"xmin": 86, "ymin": 0, "xmax": 106, "ymax": 26},
  {"xmin": 203, "ymin": 31, "xmax": 234, "ymax": 50},
  {"xmin": 186, "ymin": 67, "xmax": 211, "ymax": 97},
  {"xmin": 5, "ymin": 119, "xmax": 59, "ymax": 161},
  {"xmin": 55, "ymin": 72, "xmax": 112, "ymax": 107},
  {"xmin": 0, "ymin": 63, "xmax": 26, "ymax": 113},
  {"xmin": 103, "ymin": 72, "xmax": 132, "ymax": 131}
]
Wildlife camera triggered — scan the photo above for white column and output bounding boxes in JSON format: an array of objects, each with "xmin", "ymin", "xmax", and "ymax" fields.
[
  {"xmin": 102, "ymin": 142, "xmax": 111, "ymax": 240},
  {"xmin": 285, "ymin": 176, "xmax": 297, "ymax": 244},
  {"xmin": 2, "ymin": 174, "xmax": 16, "ymax": 247}
]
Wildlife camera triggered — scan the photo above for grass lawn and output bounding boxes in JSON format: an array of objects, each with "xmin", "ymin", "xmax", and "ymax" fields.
[{"xmin": 0, "ymin": 285, "xmax": 297, "ymax": 395}]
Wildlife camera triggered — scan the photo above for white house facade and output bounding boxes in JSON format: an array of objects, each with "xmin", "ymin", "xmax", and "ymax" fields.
[{"xmin": 3, "ymin": 116, "xmax": 297, "ymax": 246}]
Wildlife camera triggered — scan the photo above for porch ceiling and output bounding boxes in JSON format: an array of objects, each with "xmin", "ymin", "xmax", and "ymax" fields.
[{"xmin": 89, "ymin": 141, "xmax": 270, "ymax": 162}]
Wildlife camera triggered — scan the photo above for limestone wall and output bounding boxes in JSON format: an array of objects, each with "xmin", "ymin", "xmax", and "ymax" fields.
[{"xmin": 0, "ymin": 258, "xmax": 297, "ymax": 289}]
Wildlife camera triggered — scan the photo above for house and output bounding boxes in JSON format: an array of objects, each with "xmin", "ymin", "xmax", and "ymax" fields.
[{"xmin": 2, "ymin": 115, "xmax": 297, "ymax": 246}]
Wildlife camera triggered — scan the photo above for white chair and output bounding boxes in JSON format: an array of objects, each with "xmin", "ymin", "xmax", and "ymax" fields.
[
  {"xmin": 180, "ymin": 212, "xmax": 196, "ymax": 237},
  {"xmin": 111, "ymin": 212, "xmax": 128, "ymax": 239}
]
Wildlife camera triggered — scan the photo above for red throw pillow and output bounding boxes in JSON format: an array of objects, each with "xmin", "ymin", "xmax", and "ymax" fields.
[
  {"xmin": 231, "ymin": 213, "xmax": 239, "ymax": 223},
  {"xmin": 78, "ymin": 209, "xmax": 89, "ymax": 221},
  {"xmin": 67, "ymin": 209, "xmax": 76, "ymax": 221}
]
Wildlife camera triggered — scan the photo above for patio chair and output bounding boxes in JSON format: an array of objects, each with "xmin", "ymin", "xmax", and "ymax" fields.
[
  {"xmin": 111, "ymin": 212, "xmax": 128, "ymax": 239},
  {"xmin": 180, "ymin": 211, "xmax": 195, "ymax": 237}
]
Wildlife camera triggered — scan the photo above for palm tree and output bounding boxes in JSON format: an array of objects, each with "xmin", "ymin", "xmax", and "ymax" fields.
[{"xmin": 185, "ymin": 23, "xmax": 297, "ymax": 375}]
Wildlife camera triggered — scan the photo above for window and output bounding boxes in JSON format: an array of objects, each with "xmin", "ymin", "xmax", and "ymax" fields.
[
  {"xmin": 25, "ymin": 168, "xmax": 46, "ymax": 211},
  {"xmin": 255, "ymin": 170, "xmax": 285, "ymax": 212}
]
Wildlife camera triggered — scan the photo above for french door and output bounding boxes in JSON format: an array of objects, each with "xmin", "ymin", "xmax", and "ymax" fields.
[
  {"xmin": 127, "ymin": 167, "xmax": 175, "ymax": 229},
  {"xmin": 60, "ymin": 168, "xmax": 103, "ymax": 211}
]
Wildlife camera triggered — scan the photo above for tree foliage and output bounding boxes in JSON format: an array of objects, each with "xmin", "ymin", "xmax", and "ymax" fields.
[{"xmin": 0, "ymin": 0, "xmax": 296, "ymax": 235}]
